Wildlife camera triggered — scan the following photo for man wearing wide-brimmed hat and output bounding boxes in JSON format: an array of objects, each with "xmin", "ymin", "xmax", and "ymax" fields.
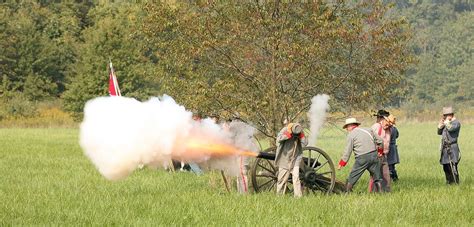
[
  {"xmin": 338, "ymin": 118, "xmax": 384, "ymax": 192},
  {"xmin": 437, "ymin": 107, "xmax": 461, "ymax": 184}
]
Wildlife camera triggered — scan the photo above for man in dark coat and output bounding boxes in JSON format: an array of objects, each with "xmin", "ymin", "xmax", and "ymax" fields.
[
  {"xmin": 387, "ymin": 114, "xmax": 400, "ymax": 181},
  {"xmin": 437, "ymin": 107, "xmax": 461, "ymax": 184}
]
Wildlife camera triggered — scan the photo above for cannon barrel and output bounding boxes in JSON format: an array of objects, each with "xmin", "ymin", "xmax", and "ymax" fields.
[
  {"xmin": 256, "ymin": 151, "xmax": 320, "ymax": 168},
  {"xmin": 256, "ymin": 151, "xmax": 276, "ymax": 160}
]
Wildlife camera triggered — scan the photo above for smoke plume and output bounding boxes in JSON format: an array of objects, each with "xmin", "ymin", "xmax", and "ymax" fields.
[
  {"xmin": 80, "ymin": 96, "xmax": 257, "ymax": 181},
  {"xmin": 307, "ymin": 94, "xmax": 330, "ymax": 146}
]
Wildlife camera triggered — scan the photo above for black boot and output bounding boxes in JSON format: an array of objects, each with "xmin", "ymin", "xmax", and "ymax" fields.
[
  {"xmin": 453, "ymin": 163, "xmax": 460, "ymax": 184},
  {"xmin": 443, "ymin": 164, "xmax": 455, "ymax": 184},
  {"xmin": 389, "ymin": 164, "xmax": 399, "ymax": 182},
  {"xmin": 392, "ymin": 173, "xmax": 399, "ymax": 182}
]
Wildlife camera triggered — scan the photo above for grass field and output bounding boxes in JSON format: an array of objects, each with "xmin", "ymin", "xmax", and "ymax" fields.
[{"xmin": 1, "ymin": 123, "xmax": 473, "ymax": 225}]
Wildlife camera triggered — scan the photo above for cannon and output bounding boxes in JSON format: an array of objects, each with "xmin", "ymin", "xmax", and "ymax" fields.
[{"xmin": 250, "ymin": 146, "xmax": 337, "ymax": 194}]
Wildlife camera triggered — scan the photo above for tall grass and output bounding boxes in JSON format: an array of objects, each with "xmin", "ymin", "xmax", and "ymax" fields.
[
  {"xmin": 0, "ymin": 123, "xmax": 472, "ymax": 225},
  {"xmin": 0, "ymin": 105, "xmax": 76, "ymax": 128}
]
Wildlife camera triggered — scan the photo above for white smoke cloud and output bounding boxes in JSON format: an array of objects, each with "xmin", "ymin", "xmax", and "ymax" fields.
[
  {"xmin": 307, "ymin": 94, "xmax": 330, "ymax": 146},
  {"xmin": 80, "ymin": 96, "xmax": 257, "ymax": 181}
]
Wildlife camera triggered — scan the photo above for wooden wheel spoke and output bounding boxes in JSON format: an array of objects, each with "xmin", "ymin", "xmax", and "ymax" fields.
[
  {"xmin": 312, "ymin": 182, "xmax": 326, "ymax": 192},
  {"xmin": 315, "ymin": 177, "xmax": 332, "ymax": 185},
  {"xmin": 314, "ymin": 160, "xmax": 328, "ymax": 171},
  {"xmin": 316, "ymin": 171, "xmax": 333, "ymax": 176},
  {"xmin": 312, "ymin": 153, "xmax": 321, "ymax": 168},
  {"xmin": 256, "ymin": 174, "xmax": 276, "ymax": 179},
  {"xmin": 259, "ymin": 179, "xmax": 274, "ymax": 188},
  {"xmin": 266, "ymin": 159, "xmax": 277, "ymax": 172},
  {"xmin": 267, "ymin": 182, "xmax": 276, "ymax": 191},
  {"xmin": 257, "ymin": 162, "xmax": 274, "ymax": 174},
  {"xmin": 307, "ymin": 150, "xmax": 312, "ymax": 166}
]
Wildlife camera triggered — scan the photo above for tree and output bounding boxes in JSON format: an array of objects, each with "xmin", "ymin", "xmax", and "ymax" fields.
[
  {"xmin": 397, "ymin": 1, "xmax": 474, "ymax": 106},
  {"xmin": 143, "ymin": 1, "xmax": 414, "ymax": 138},
  {"xmin": 0, "ymin": 2, "xmax": 86, "ymax": 101},
  {"xmin": 63, "ymin": 3, "xmax": 161, "ymax": 118}
]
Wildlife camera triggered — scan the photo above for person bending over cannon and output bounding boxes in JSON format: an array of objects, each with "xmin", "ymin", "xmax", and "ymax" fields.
[
  {"xmin": 338, "ymin": 118, "xmax": 384, "ymax": 192},
  {"xmin": 437, "ymin": 107, "xmax": 461, "ymax": 184},
  {"xmin": 275, "ymin": 122, "xmax": 308, "ymax": 197}
]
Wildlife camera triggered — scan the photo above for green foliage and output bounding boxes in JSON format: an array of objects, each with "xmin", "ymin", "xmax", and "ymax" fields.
[
  {"xmin": 0, "ymin": 2, "xmax": 86, "ymax": 101},
  {"xmin": 143, "ymin": 1, "xmax": 414, "ymax": 137},
  {"xmin": 62, "ymin": 3, "xmax": 161, "ymax": 118},
  {"xmin": 394, "ymin": 0, "xmax": 474, "ymax": 105},
  {"xmin": 0, "ymin": 92, "xmax": 37, "ymax": 119},
  {"xmin": 1, "ymin": 124, "xmax": 473, "ymax": 225},
  {"xmin": 0, "ymin": 1, "xmax": 471, "ymax": 126}
]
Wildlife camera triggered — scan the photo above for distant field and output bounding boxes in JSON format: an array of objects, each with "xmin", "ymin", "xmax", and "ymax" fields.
[{"xmin": 1, "ymin": 123, "xmax": 473, "ymax": 225}]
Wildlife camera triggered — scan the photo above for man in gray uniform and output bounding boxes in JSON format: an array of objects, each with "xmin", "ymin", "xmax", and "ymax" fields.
[
  {"xmin": 437, "ymin": 107, "xmax": 461, "ymax": 184},
  {"xmin": 338, "ymin": 118, "xmax": 384, "ymax": 192},
  {"xmin": 275, "ymin": 122, "xmax": 308, "ymax": 197}
]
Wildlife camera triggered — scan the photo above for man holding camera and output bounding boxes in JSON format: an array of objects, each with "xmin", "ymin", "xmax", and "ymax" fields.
[
  {"xmin": 275, "ymin": 122, "xmax": 308, "ymax": 197},
  {"xmin": 437, "ymin": 107, "xmax": 461, "ymax": 184}
]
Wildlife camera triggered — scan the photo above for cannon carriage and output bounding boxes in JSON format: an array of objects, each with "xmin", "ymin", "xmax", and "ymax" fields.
[{"xmin": 251, "ymin": 146, "xmax": 337, "ymax": 194}]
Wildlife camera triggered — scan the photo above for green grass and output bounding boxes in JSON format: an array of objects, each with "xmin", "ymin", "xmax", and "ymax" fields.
[{"xmin": 1, "ymin": 123, "xmax": 473, "ymax": 225}]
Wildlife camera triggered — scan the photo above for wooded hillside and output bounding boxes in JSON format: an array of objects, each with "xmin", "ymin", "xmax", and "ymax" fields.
[{"xmin": 0, "ymin": 1, "xmax": 472, "ymax": 124}]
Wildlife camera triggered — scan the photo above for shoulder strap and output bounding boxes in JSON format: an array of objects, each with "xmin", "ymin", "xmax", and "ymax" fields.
[{"xmin": 356, "ymin": 128, "xmax": 374, "ymax": 140}]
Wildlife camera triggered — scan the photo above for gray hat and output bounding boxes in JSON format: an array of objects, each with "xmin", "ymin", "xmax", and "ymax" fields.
[
  {"xmin": 291, "ymin": 123, "xmax": 303, "ymax": 134},
  {"xmin": 442, "ymin": 107, "xmax": 454, "ymax": 115}
]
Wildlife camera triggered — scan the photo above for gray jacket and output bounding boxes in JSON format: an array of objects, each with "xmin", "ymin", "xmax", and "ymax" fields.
[
  {"xmin": 437, "ymin": 119, "xmax": 461, "ymax": 164},
  {"xmin": 339, "ymin": 127, "xmax": 383, "ymax": 166},
  {"xmin": 275, "ymin": 127, "xmax": 308, "ymax": 169}
]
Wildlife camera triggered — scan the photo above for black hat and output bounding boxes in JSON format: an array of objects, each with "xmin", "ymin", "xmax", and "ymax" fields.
[{"xmin": 373, "ymin": 109, "xmax": 390, "ymax": 117}]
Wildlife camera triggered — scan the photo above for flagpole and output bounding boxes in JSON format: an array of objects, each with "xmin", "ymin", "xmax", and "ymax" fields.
[{"xmin": 109, "ymin": 59, "xmax": 121, "ymax": 96}]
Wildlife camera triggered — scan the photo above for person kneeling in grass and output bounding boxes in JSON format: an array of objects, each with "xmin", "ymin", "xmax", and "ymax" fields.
[{"xmin": 338, "ymin": 118, "xmax": 384, "ymax": 192}]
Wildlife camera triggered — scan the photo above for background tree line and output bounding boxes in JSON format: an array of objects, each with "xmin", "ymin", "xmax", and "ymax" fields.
[
  {"xmin": 392, "ymin": 0, "xmax": 474, "ymax": 111},
  {"xmin": 0, "ymin": 1, "xmax": 472, "ymax": 131}
]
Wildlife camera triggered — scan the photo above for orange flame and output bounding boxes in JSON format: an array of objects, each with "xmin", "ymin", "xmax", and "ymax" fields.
[{"xmin": 184, "ymin": 139, "xmax": 257, "ymax": 158}]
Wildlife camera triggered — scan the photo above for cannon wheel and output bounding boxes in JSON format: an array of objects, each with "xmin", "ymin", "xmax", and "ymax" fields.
[
  {"xmin": 250, "ymin": 147, "xmax": 279, "ymax": 193},
  {"xmin": 251, "ymin": 146, "xmax": 336, "ymax": 194}
]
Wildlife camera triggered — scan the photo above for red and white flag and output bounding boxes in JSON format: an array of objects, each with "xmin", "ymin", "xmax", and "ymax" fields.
[{"xmin": 108, "ymin": 61, "xmax": 121, "ymax": 96}]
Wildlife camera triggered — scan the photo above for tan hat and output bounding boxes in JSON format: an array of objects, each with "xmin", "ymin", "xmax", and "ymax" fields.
[
  {"xmin": 343, "ymin": 117, "xmax": 361, "ymax": 129},
  {"xmin": 386, "ymin": 114, "xmax": 396, "ymax": 125},
  {"xmin": 442, "ymin": 107, "xmax": 454, "ymax": 115}
]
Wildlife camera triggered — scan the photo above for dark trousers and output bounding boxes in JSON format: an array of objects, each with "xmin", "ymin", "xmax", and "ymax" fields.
[
  {"xmin": 347, "ymin": 151, "xmax": 382, "ymax": 189},
  {"xmin": 443, "ymin": 163, "xmax": 459, "ymax": 184},
  {"xmin": 388, "ymin": 164, "xmax": 398, "ymax": 181}
]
